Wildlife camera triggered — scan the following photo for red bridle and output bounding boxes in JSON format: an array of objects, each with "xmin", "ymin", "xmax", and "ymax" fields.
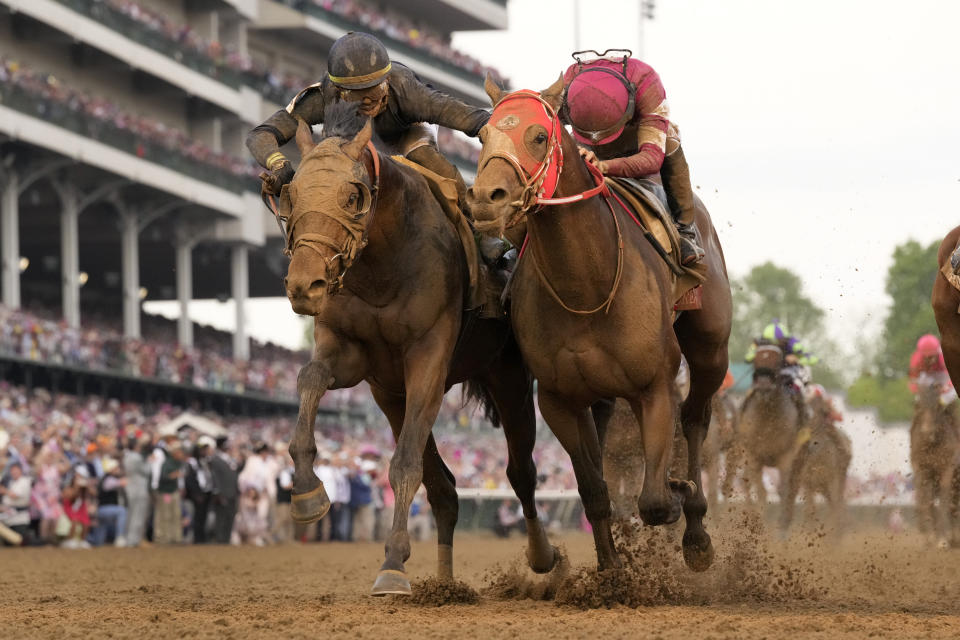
[{"xmin": 479, "ymin": 90, "xmax": 608, "ymax": 219}]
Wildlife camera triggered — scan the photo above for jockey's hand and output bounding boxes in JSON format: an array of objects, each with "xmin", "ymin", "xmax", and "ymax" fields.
[
  {"xmin": 260, "ymin": 161, "xmax": 295, "ymax": 196},
  {"xmin": 578, "ymin": 147, "xmax": 607, "ymax": 174}
]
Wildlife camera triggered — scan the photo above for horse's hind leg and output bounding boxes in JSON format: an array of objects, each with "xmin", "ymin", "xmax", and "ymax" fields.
[
  {"xmin": 372, "ymin": 390, "xmax": 459, "ymax": 583},
  {"xmin": 479, "ymin": 362, "xmax": 557, "ymax": 573},
  {"xmin": 539, "ymin": 391, "xmax": 621, "ymax": 571}
]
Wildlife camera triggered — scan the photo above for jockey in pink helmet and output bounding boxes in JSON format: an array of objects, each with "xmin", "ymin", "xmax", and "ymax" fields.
[
  {"xmin": 561, "ymin": 50, "xmax": 703, "ymax": 265},
  {"xmin": 909, "ymin": 334, "xmax": 953, "ymax": 395}
]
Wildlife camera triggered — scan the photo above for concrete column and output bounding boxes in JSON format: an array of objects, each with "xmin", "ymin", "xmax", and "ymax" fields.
[
  {"xmin": 230, "ymin": 244, "xmax": 249, "ymax": 360},
  {"xmin": 120, "ymin": 211, "xmax": 140, "ymax": 338},
  {"xmin": 60, "ymin": 185, "xmax": 80, "ymax": 328},
  {"xmin": 1, "ymin": 171, "xmax": 20, "ymax": 309},
  {"xmin": 175, "ymin": 238, "xmax": 194, "ymax": 348}
]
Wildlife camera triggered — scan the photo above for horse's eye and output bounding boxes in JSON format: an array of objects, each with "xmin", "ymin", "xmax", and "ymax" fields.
[
  {"xmin": 348, "ymin": 192, "xmax": 358, "ymax": 207},
  {"xmin": 535, "ymin": 133, "xmax": 547, "ymax": 144}
]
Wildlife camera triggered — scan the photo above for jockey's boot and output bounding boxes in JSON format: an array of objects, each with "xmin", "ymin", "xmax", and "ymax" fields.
[
  {"xmin": 677, "ymin": 221, "xmax": 705, "ymax": 266},
  {"xmin": 660, "ymin": 144, "xmax": 703, "ymax": 266},
  {"xmin": 951, "ymin": 243, "xmax": 960, "ymax": 275}
]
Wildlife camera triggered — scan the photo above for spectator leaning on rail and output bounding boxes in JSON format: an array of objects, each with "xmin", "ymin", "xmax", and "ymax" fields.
[
  {"xmin": 560, "ymin": 49, "xmax": 704, "ymax": 265},
  {"xmin": 246, "ymin": 31, "xmax": 490, "ymax": 208}
]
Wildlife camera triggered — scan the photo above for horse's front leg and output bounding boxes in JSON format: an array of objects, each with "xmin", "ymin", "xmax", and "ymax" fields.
[
  {"xmin": 289, "ymin": 327, "xmax": 362, "ymax": 523},
  {"xmin": 371, "ymin": 324, "xmax": 455, "ymax": 596}
]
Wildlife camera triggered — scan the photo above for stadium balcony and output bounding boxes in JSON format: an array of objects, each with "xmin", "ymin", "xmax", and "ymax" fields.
[
  {"xmin": 2, "ymin": 0, "xmax": 266, "ymax": 123},
  {"xmin": 256, "ymin": 0, "xmax": 503, "ymax": 105}
]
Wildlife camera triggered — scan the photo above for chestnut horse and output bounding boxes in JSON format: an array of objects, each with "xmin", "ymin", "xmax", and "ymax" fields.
[
  {"xmin": 910, "ymin": 380, "xmax": 960, "ymax": 548},
  {"xmin": 279, "ymin": 104, "xmax": 555, "ymax": 596},
  {"xmin": 468, "ymin": 76, "xmax": 732, "ymax": 572},
  {"xmin": 934, "ymin": 225, "xmax": 960, "ymax": 391}
]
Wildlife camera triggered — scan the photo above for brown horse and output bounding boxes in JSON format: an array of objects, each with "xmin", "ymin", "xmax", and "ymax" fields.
[
  {"xmin": 934, "ymin": 225, "xmax": 960, "ymax": 391},
  {"xmin": 702, "ymin": 392, "xmax": 738, "ymax": 509},
  {"xmin": 735, "ymin": 347, "xmax": 804, "ymax": 506},
  {"xmin": 910, "ymin": 380, "xmax": 960, "ymax": 548},
  {"xmin": 279, "ymin": 104, "xmax": 556, "ymax": 595},
  {"xmin": 467, "ymin": 77, "xmax": 732, "ymax": 572},
  {"xmin": 778, "ymin": 394, "xmax": 851, "ymax": 535}
]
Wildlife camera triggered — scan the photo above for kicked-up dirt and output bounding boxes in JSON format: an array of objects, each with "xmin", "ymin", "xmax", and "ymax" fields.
[{"xmin": 3, "ymin": 510, "xmax": 959, "ymax": 639}]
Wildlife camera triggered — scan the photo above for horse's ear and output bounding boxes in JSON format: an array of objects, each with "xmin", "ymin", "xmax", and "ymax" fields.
[
  {"xmin": 541, "ymin": 73, "xmax": 565, "ymax": 111},
  {"xmin": 341, "ymin": 119, "xmax": 373, "ymax": 161},
  {"xmin": 484, "ymin": 72, "xmax": 503, "ymax": 106},
  {"xmin": 294, "ymin": 117, "xmax": 315, "ymax": 157}
]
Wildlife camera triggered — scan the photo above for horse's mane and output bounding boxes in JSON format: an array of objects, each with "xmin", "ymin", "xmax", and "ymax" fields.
[{"xmin": 319, "ymin": 102, "xmax": 371, "ymax": 141}]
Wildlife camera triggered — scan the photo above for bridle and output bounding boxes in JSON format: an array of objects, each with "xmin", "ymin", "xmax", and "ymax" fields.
[
  {"xmin": 476, "ymin": 90, "xmax": 609, "ymax": 230},
  {"xmin": 262, "ymin": 139, "xmax": 381, "ymax": 295}
]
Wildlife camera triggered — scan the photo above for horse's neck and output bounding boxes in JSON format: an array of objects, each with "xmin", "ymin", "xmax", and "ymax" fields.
[
  {"xmin": 524, "ymin": 133, "xmax": 621, "ymax": 290},
  {"xmin": 343, "ymin": 156, "xmax": 414, "ymax": 300}
]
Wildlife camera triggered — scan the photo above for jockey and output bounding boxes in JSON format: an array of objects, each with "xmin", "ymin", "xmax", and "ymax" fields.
[
  {"xmin": 246, "ymin": 31, "xmax": 489, "ymax": 205},
  {"xmin": 805, "ymin": 384, "xmax": 852, "ymax": 460},
  {"xmin": 559, "ymin": 50, "xmax": 703, "ymax": 265},
  {"xmin": 745, "ymin": 321, "xmax": 811, "ymax": 420},
  {"xmin": 909, "ymin": 334, "xmax": 957, "ymax": 406}
]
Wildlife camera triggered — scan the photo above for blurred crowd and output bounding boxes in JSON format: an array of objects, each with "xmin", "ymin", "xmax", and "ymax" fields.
[
  {"xmin": 0, "ymin": 56, "xmax": 258, "ymax": 184},
  {"xmin": 0, "ymin": 305, "xmax": 308, "ymax": 400},
  {"xmin": 0, "ymin": 378, "xmax": 580, "ymax": 548},
  {"xmin": 437, "ymin": 128, "xmax": 481, "ymax": 165}
]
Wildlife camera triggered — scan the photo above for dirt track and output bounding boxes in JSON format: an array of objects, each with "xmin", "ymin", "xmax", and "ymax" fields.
[{"xmin": 4, "ymin": 514, "xmax": 960, "ymax": 639}]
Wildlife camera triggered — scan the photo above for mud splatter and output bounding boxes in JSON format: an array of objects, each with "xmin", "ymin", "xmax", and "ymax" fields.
[{"xmin": 408, "ymin": 578, "xmax": 479, "ymax": 606}]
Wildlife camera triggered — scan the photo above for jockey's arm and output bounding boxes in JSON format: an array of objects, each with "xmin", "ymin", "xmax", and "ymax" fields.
[
  {"xmin": 390, "ymin": 65, "xmax": 489, "ymax": 137},
  {"xmin": 245, "ymin": 84, "xmax": 327, "ymax": 170}
]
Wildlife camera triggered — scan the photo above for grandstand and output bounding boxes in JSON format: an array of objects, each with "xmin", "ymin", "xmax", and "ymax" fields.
[{"xmin": 0, "ymin": 0, "xmax": 504, "ymax": 387}]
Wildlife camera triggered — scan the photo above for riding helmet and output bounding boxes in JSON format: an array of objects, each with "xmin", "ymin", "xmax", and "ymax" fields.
[{"xmin": 327, "ymin": 32, "xmax": 392, "ymax": 90}]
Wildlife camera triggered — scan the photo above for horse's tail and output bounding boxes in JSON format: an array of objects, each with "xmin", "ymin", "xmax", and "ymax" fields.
[{"xmin": 463, "ymin": 379, "xmax": 503, "ymax": 429}]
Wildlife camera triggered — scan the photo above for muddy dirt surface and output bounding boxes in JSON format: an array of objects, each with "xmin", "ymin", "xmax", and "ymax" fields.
[{"xmin": 4, "ymin": 512, "xmax": 960, "ymax": 639}]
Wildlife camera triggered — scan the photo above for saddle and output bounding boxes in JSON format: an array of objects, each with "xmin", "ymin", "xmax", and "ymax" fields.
[
  {"xmin": 941, "ymin": 239, "xmax": 960, "ymax": 306},
  {"xmin": 390, "ymin": 156, "xmax": 486, "ymax": 312},
  {"xmin": 606, "ymin": 177, "xmax": 706, "ymax": 311}
]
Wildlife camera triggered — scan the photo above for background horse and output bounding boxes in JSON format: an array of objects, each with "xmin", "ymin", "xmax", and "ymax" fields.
[
  {"xmin": 735, "ymin": 345, "xmax": 804, "ymax": 506},
  {"xmin": 910, "ymin": 379, "xmax": 960, "ymax": 548},
  {"xmin": 280, "ymin": 104, "xmax": 555, "ymax": 596},
  {"xmin": 468, "ymin": 76, "xmax": 731, "ymax": 572},
  {"xmin": 778, "ymin": 393, "xmax": 851, "ymax": 535}
]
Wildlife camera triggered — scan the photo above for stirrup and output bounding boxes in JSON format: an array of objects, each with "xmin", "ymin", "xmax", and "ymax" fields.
[
  {"xmin": 679, "ymin": 236, "xmax": 704, "ymax": 266},
  {"xmin": 951, "ymin": 245, "xmax": 960, "ymax": 275}
]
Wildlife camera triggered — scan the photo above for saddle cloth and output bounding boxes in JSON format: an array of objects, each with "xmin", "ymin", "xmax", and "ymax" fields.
[
  {"xmin": 391, "ymin": 155, "xmax": 483, "ymax": 311},
  {"xmin": 942, "ymin": 239, "xmax": 960, "ymax": 310},
  {"xmin": 605, "ymin": 177, "xmax": 707, "ymax": 311}
]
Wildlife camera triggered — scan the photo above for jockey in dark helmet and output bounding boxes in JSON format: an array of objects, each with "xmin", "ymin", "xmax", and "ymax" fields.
[
  {"xmin": 560, "ymin": 50, "xmax": 704, "ymax": 265},
  {"xmin": 246, "ymin": 31, "xmax": 489, "ymax": 206}
]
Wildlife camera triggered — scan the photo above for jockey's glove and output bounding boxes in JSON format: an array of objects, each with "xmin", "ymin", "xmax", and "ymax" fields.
[{"xmin": 260, "ymin": 160, "xmax": 295, "ymax": 196}]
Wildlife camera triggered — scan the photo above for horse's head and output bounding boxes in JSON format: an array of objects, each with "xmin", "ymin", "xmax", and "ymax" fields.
[
  {"xmin": 467, "ymin": 74, "xmax": 567, "ymax": 235},
  {"xmin": 280, "ymin": 108, "xmax": 375, "ymax": 316}
]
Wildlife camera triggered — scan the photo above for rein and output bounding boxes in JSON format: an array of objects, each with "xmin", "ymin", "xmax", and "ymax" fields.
[{"xmin": 262, "ymin": 140, "xmax": 381, "ymax": 295}]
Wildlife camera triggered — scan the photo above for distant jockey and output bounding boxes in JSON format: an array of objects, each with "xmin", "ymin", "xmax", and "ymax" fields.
[
  {"xmin": 909, "ymin": 334, "xmax": 957, "ymax": 407},
  {"xmin": 745, "ymin": 321, "xmax": 813, "ymax": 420},
  {"xmin": 559, "ymin": 50, "xmax": 703, "ymax": 265}
]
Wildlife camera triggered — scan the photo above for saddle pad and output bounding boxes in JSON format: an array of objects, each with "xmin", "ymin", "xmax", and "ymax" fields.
[
  {"xmin": 942, "ymin": 257, "xmax": 960, "ymax": 307},
  {"xmin": 391, "ymin": 155, "xmax": 483, "ymax": 311},
  {"xmin": 605, "ymin": 177, "xmax": 707, "ymax": 307}
]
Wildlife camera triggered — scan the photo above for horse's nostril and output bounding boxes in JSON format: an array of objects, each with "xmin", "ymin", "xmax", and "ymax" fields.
[
  {"xmin": 490, "ymin": 188, "xmax": 507, "ymax": 202},
  {"xmin": 308, "ymin": 279, "xmax": 327, "ymax": 294}
]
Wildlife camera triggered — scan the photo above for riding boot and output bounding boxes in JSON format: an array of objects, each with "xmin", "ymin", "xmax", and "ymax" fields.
[
  {"xmin": 951, "ymin": 243, "xmax": 960, "ymax": 275},
  {"xmin": 660, "ymin": 144, "xmax": 704, "ymax": 266}
]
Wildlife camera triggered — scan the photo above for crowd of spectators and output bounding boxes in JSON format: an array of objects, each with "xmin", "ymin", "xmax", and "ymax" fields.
[
  {"xmin": 66, "ymin": 0, "xmax": 508, "ymax": 105},
  {"xmin": 0, "ymin": 379, "xmax": 578, "ymax": 548},
  {"xmin": 437, "ymin": 127, "xmax": 481, "ymax": 165},
  {"xmin": 0, "ymin": 56, "xmax": 259, "ymax": 188},
  {"xmin": 0, "ymin": 305, "xmax": 309, "ymax": 400}
]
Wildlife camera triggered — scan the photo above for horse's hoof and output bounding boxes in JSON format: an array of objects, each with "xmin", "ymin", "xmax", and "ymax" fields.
[
  {"xmin": 528, "ymin": 544, "xmax": 558, "ymax": 574},
  {"xmin": 290, "ymin": 485, "xmax": 330, "ymax": 524},
  {"xmin": 682, "ymin": 531, "xmax": 715, "ymax": 572},
  {"xmin": 638, "ymin": 494, "xmax": 683, "ymax": 526},
  {"xmin": 371, "ymin": 569, "xmax": 412, "ymax": 597}
]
